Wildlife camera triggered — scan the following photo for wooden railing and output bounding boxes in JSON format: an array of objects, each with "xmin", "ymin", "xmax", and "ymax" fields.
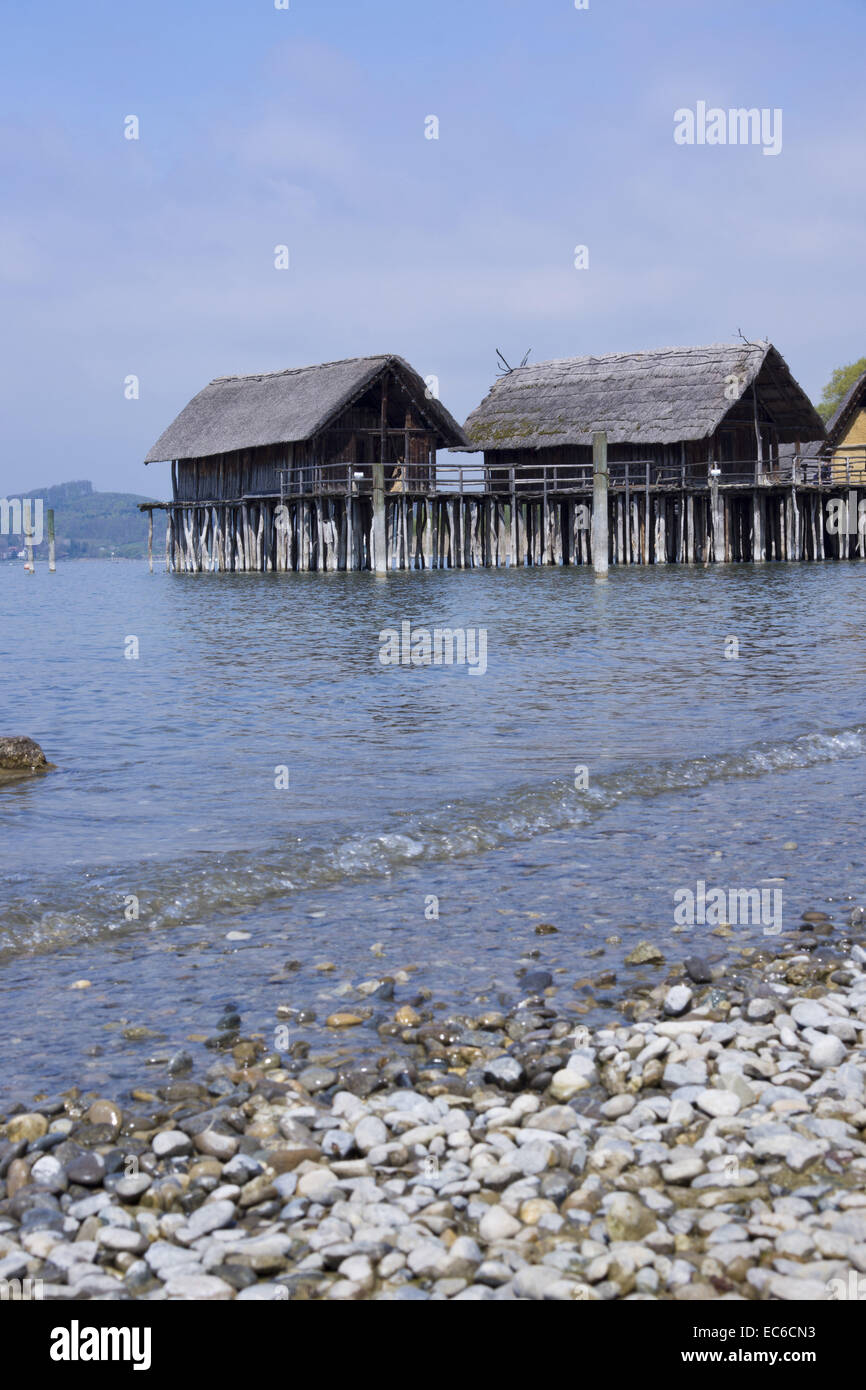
[{"xmin": 271, "ymin": 454, "xmax": 857, "ymax": 500}]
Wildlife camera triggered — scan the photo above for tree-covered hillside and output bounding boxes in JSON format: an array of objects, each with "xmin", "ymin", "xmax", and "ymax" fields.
[{"xmin": 1, "ymin": 480, "xmax": 158, "ymax": 560}]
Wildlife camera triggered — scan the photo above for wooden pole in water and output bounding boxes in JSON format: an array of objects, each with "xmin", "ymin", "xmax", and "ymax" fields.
[
  {"xmin": 373, "ymin": 377, "xmax": 388, "ymax": 574},
  {"xmin": 47, "ymin": 508, "xmax": 56, "ymax": 572},
  {"xmin": 592, "ymin": 430, "xmax": 609, "ymax": 576}
]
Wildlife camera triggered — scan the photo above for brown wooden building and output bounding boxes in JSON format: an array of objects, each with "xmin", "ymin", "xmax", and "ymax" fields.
[
  {"xmin": 144, "ymin": 354, "xmax": 467, "ymax": 501},
  {"xmin": 460, "ymin": 342, "xmax": 826, "ymax": 491}
]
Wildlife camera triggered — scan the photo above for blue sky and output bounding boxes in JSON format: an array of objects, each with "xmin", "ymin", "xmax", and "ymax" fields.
[{"xmin": 2, "ymin": 0, "xmax": 864, "ymax": 500}]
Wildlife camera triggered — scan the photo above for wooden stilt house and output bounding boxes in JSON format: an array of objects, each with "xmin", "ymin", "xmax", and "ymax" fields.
[
  {"xmin": 145, "ymin": 354, "xmax": 467, "ymax": 502},
  {"xmin": 460, "ymin": 342, "xmax": 825, "ymax": 490}
]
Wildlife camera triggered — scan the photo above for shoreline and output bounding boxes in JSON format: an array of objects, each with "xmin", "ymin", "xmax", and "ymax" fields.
[{"xmin": 2, "ymin": 923, "xmax": 866, "ymax": 1301}]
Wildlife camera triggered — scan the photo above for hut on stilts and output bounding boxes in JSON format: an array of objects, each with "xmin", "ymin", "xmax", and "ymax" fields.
[
  {"xmin": 142, "ymin": 340, "xmax": 866, "ymax": 570},
  {"xmin": 455, "ymin": 341, "xmax": 840, "ymax": 564},
  {"xmin": 141, "ymin": 355, "xmax": 468, "ymax": 573}
]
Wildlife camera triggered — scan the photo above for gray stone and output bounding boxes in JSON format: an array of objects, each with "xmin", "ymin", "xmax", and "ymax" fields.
[
  {"xmin": 354, "ymin": 1116, "xmax": 388, "ymax": 1153},
  {"xmin": 791, "ymin": 1001, "xmax": 832, "ymax": 1030},
  {"xmin": 664, "ymin": 985, "xmax": 693, "ymax": 1017},
  {"xmin": 163, "ymin": 1273, "xmax": 235, "ymax": 1300},
  {"xmin": 298, "ymin": 1066, "xmax": 338, "ymax": 1094},
  {"xmin": 152, "ymin": 1130, "xmax": 193, "ymax": 1159},
  {"xmin": 809, "ymin": 1035, "xmax": 846, "ymax": 1069},
  {"xmin": 478, "ymin": 1205, "xmax": 521, "ymax": 1242},
  {"xmin": 482, "ymin": 1057, "xmax": 525, "ymax": 1091},
  {"xmin": 97, "ymin": 1227, "xmax": 147, "ymax": 1255},
  {"xmin": 696, "ymin": 1089, "xmax": 740, "ymax": 1118},
  {"xmin": 177, "ymin": 1199, "xmax": 237, "ymax": 1242}
]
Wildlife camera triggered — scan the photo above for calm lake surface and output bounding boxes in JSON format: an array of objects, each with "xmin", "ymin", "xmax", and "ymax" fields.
[{"xmin": 1, "ymin": 558, "xmax": 865, "ymax": 1105}]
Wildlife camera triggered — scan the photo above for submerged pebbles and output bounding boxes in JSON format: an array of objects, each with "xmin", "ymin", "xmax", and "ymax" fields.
[{"xmin": 4, "ymin": 934, "xmax": 866, "ymax": 1300}]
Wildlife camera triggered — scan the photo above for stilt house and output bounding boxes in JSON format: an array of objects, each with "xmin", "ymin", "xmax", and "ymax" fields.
[
  {"xmin": 145, "ymin": 354, "xmax": 467, "ymax": 500},
  {"xmin": 461, "ymin": 342, "xmax": 825, "ymax": 491}
]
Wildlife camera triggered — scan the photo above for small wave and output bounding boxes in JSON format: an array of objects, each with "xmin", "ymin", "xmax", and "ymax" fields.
[{"xmin": 1, "ymin": 723, "xmax": 862, "ymax": 959}]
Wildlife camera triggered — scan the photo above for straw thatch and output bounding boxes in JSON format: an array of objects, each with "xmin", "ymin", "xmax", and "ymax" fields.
[
  {"xmin": 460, "ymin": 342, "xmax": 825, "ymax": 451},
  {"xmin": 145, "ymin": 355, "xmax": 467, "ymax": 463}
]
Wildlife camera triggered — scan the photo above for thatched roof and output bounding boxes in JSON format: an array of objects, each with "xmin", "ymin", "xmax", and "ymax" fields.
[
  {"xmin": 822, "ymin": 366, "xmax": 866, "ymax": 448},
  {"xmin": 145, "ymin": 355, "xmax": 467, "ymax": 463},
  {"xmin": 460, "ymin": 343, "xmax": 825, "ymax": 452}
]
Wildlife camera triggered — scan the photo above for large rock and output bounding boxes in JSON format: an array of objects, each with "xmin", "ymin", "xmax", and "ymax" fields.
[{"xmin": 0, "ymin": 736, "xmax": 52, "ymax": 776}]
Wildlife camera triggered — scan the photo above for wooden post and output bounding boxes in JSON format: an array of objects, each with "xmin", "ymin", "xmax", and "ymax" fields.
[
  {"xmin": 48, "ymin": 508, "xmax": 57, "ymax": 572},
  {"xmin": 656, "ymin": 496, "xmax": 667, "ymax": 564},
  {"xmin": 373, "ymin": 376, "xmax": 388, "ymax": 574},
  {"xmin": 592, "ymin": 431, "xmax": 609, "ymax": 576},
  {"xmin": 710, "ymin": 468, "xmax": 720, "ymax": 563},
  {"xmin": 624, "ymin": 463, "xmax": 630, "ymax": 564},
  {"xmin": 753, "ymin": 388, "xmax": 763, "ymax": 482}
]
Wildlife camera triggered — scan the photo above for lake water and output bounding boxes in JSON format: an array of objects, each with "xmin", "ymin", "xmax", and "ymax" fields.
[{"xmin": 1, "ymin": 558, "xmax": 865, "ymax": 1105}]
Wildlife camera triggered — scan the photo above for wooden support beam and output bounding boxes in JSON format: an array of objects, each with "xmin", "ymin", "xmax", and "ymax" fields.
[
  {"xmin": 592, "ymin": 430, "xmax": 609, "ymax": 576},
  {"xmin": 373, "ymin": 375, "xmax": 388, "ymax": 574}
]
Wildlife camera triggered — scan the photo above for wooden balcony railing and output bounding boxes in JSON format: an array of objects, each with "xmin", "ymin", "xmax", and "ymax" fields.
[{"xmin": 268, "ymin": 454, "xmax": 860, "ymax": 501}]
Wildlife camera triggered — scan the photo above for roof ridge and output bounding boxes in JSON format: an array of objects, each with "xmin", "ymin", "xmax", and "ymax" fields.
[
  {"xmin": 510, "ymin": 343, "xmax": 768, "ymax": 373},
  {"xmin": 210, "ymin": 354, "xmax": 393, "ymax": 384},
  {"xmin": 825, "ymin": 365, "xmax": 866, "ymax": 440}
]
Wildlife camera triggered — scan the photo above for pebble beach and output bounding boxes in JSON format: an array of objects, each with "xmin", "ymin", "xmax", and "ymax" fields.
[{"xmin": 4, "ymin": 914, "xmax": 866, "ymax": 1302}]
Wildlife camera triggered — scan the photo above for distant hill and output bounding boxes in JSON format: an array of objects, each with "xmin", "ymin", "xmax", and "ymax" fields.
[{"xmin": 1, "ymin": 480, "xmax": 158, "ymax": 560}]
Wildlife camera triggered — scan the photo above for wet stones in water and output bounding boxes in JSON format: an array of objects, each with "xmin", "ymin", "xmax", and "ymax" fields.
[
  {"xmin": 518, "ymin": 970, "xmax": 553, "ymax": 993},
  {"xmin": 337, "ymin": 1067, "xmax": 382, "ymax": 1099},
  {"xmin": 534, "ymin": 923, "xmax": 559, "ymax": 935},
  {"xmin": 6, "ymin": 1114, "xmax": 48, "ymax": 1144},
  {"xmin": 683, "ymin": 955, "xmax": 715, "ymax": 984},
  {"xmin": 0, "ymin": 736, "xmax": 53, "ymax": 778},
  {"xmin": 394, "ymin": 1005, "xmax": 421, "ymax": 1027},
  {"xmin": 624, "ymin": 942, "xmax": 664, "ymax": 966},
  {"xmin": 159, "ymin": 1082, "xmax": 207, "ymax": 1103},
  {"xmin": 381, "ymin": 1060, "xmax": 417, "ymax": 1087},
  {"xmin": 297, "ymin": 1066, "xmax": 337, "ymax": 1094},
  {"xmin": 168, "ymin": 1050, "xmax": 194, "ymax": 1076},
  {"xmin": 69, "ymin": 1122, "xmax": 118, "ymax": 1148},
  {"xmin": 481, "ymin": 1056, "xmax": 525, "ymax": 1091}
]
